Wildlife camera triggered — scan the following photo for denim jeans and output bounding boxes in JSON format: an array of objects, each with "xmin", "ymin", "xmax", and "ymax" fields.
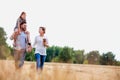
[
  {"xmin": 35, "ymin": 53, "xmax": 46, "ymax": 70},
  {"xmin": 14, "ymin": 49, "xmax": 26, "ymax": 69}
]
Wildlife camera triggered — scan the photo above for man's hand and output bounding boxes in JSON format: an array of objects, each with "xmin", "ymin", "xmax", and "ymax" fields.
[{"xmin": 26, "ymin": 45, "xmax": 32, "ymax": 53}]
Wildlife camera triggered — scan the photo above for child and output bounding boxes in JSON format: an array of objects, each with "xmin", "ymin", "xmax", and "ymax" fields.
[{"xmin": 10, "ymin": 12, "xmax": 26, "ymax": 47}]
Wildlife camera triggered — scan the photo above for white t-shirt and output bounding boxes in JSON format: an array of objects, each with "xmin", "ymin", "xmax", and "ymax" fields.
[{"xmin": 33, "ymin": 35, "xmax": 48, "ymax": 55}]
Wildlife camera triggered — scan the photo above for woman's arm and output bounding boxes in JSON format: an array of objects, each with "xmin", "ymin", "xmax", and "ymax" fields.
[{"xmin": 33, "ymin": 36, "xmax": 37, "ymax": 48}]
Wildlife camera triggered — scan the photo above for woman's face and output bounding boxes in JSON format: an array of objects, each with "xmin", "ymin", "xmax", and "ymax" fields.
[{"xmin": 39, "ymin": 28, "xmax": 44, "ymax": 35}]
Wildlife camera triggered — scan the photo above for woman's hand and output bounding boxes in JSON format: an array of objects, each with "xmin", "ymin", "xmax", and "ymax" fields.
[{"xmin": 43, "ymin": 38, "xmax": 49, "ymax": 47}]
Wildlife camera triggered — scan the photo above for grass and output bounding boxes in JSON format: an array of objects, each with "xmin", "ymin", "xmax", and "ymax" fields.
[{"xmin": 0, "ymin": 60, "xmax": 120, "ymax": 80}]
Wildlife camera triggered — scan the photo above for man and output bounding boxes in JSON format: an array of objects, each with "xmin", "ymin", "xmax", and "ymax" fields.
[{"xmin": 14, "ymin": 21, "xmax": 32, "ymax": 69}]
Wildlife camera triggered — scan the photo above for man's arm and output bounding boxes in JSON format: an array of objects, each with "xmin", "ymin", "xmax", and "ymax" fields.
[
  {"xmin": 26, "ymin": 31, "xmax": 31, "ymax": 44},
  {"xmin": 26, "ymin": 31, "xmax": 32, "ymax": 52}
]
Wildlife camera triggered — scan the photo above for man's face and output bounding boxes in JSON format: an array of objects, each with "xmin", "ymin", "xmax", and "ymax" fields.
[{"xmin": 21, "ymin": 23, "xmax": 27, "ymax": 31}]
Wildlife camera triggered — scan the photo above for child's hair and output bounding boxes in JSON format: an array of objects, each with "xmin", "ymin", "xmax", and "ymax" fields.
[
  {"xmin": 40, "ymin": 27, "xmax": 46, "ymax": 34},
  {"xmin": 19, "ymin": 12, "xmax": 26, "ymax": 19}
]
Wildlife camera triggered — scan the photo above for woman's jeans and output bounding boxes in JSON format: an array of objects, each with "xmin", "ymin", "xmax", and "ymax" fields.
[{"xmin": 35, "ymin": 53, "xmax": 46, "ymax": 70}]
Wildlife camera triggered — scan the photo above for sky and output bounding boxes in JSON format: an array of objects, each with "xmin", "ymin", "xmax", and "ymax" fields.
[{"xmin": 0, "ymin": 0, "xmax": 120, "ymax": 61}]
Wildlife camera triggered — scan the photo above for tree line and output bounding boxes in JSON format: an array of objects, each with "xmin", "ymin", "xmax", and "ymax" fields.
[{"xmin": 0, "ymin": 27, "xmax": 120, "ymax": 66}]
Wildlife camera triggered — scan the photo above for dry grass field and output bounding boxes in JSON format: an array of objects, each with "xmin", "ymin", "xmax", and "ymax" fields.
[{"xmin": 0, "ymin": 60, "xmax": 120, "ymax": 80}]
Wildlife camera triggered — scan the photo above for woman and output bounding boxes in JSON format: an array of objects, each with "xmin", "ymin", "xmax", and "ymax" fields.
[{"xmin": 33, "ymin": 27, "xmax": 49, "ymax": 72}]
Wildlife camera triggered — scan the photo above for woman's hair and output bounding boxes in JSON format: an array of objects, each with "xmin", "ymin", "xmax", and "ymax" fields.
[
  {"xmin": 19, "ymin": 12, "xmax": 26, "ymax": 19},
  {"xmin": 40, "ymin": 27, "xmax": 46, "ymax": 34}
]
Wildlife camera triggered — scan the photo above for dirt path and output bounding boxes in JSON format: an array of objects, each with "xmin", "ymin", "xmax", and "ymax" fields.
[{"xmin": 0, "ymin": 60, "xmax": 120, "ymax": 80}]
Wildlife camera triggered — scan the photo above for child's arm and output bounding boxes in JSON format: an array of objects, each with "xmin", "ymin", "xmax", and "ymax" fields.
[
  {"xmin": 12, "ymin": 19, "xmax": 20, "ymax": 41},
  {"xmin": 17, "ymin": 21, "xmax": 21, "ymax": 34},
  {"xmin": 10, "ymin": 33, "xmax": 14, "ymax": 40}
]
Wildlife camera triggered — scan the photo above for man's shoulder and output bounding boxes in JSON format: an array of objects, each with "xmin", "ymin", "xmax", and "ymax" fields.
[{"xmin": 25, "ymin": 31, "xmax": 30, "ymax": 35}]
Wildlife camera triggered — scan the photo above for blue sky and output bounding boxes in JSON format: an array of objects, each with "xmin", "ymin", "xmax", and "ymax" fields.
[{"xmin": 0, "ymin": 0, "xmax": 120, "ymax": 61}]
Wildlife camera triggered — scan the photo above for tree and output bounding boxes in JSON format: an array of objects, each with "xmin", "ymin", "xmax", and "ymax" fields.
[
  {"xmin": 0, "ymin": 27, "xmax": 11, "ymax": 59},
  {"xmin": 46, "ymin": 46, "xmax": 56, "ymax": 62},
  {"xmin": 100, "ymin": 52, "xmax": 115, "ymax": 65},
  {"xmin": 0, "ymin": 27, "xmax": 7, "ymax": 46},
  {"xmin": 58, "ymin": 46, "xmax": 73, "ymax": 63},
  {"xmin": 87, "ymin": 50, "xmax": 100, "ymax": 64},
  {"xmin": 114, "ymin": 60, "xmax": 120, "ymax": 66},
  {"xmin": 73, "ymin": 50, "xmax": 84, "ymax": 64},
  {"xmin": 8, "ymin": 46, "xmax": 14, "ymax": 56},
  {"xmin": 46, "ymin": 46, "xmax": 62, "ymax": 62},
  {"xmin": 25, "ymin": 48, "xmax": 35, "ymax": 61}
]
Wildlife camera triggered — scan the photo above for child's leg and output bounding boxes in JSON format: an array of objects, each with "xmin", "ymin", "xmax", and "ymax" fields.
[
  {"xmin": 10, "ymin": 33, "xmax": 14, "ymax": 40},
  {"xmin": 10, "ymin": 28, "xmax": 18, "ymax": 39},
  {"xmin": 12, "ymin": 28, "xmax": 19, "ymax": 47},
  {"xmin": 10, "ymin": 32, "xmax": 16, "ymax": 47}
]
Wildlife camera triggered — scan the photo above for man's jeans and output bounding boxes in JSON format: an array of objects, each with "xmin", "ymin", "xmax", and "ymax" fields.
[
  {"xmin": 35, "ymin": 53, "xmax": 46, "ymax": 70},
  {"xmin": 14, "ymin": 49, "xmax": 26, "ymax": 69}
]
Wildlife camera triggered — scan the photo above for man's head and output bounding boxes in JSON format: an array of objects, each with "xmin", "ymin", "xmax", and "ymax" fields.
[{"xmin": 20, "ymin": 21, "xmax": 27, "ymax": 31}]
